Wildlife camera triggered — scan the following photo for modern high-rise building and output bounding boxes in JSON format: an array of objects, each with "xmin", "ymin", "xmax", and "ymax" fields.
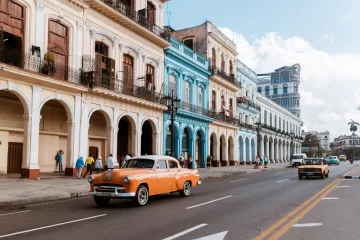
[{"xmin": 257, "ymin": 64, "xmax": 301, "ymax": 117}]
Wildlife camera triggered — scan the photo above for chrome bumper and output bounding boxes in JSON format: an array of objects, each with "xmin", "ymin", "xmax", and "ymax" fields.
[{"xmin": 94, "ymin": 186, "xmax": 135, "ymax": 198}]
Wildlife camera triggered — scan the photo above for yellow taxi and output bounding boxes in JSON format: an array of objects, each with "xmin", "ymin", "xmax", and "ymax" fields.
[{"xmin": 298, "ymin": 158, "xmax": 329, "ymax": 180}]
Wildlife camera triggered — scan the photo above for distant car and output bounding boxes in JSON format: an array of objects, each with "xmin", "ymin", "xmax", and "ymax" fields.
[
  {"xmin": 339, "ymin": 155, "xmax": 347, "ymax": 161},
  {"xmin": 290, "ymin": 153, "xmax": 307, "ymax": 167},
  {"xmin": 88, "ymin": 155, "xmax": 201, "ymax": 207},
  {"xmin": 298, "ymin": 158, "xmax": 329, "ymax": 179},
  {"xmin": 326, "ymin": 156, "xmax": 340, "ymax": 165}
]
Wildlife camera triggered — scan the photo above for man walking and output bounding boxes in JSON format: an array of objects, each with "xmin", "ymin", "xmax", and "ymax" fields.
[
  {"xmin": 84, "ymin": 154, "xmax": 95, "ymax": 178},
  {"xmin": 107, "ymin": 154, "xmax": 114, "ymax": 169},
  {"xmin": 264, "ymin": 155, "xmax": 268, "ymax": 168},
  {"xmin": 75, "ymin": 156, "xmax": 84, "ymax": 179},
  {"xmin": 57, "ymin": 150, "xmax": 64, "ymax": 173}
]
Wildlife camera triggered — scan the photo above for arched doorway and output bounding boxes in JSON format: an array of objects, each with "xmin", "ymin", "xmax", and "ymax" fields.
[
  {"xmin": 88, "ymin": 110, "xmax": 111, "ymax": 168},
  {"xmin": 274, "ymin": 138, "xmax": 278, "ymax": 163},
  {"xmin": 228, "ymin": 136, "xmax": 234, "ymax": 165},
  {"xmin": 182, "ymin": 128, "xmax": 191, "ymax": 166},
  {"xmin": 0, "ymin": 90, "xmax": 28, "ymax": 176},
  {"xmin": 165, "ymin": 123, "xmax": 179, "ymax": 157},
  {"xmin": 239, "ymin": 136, "xmax": 244, "ymax": 163},
  {"xmin": 245, "ymin": 137, "xmax": 250, "ymax": 163},
  {"xmin": 220, "ymin": 134, "xmax": 226, "ymax": 166},
  {"xmin": 195, "ymin": 130, "xmax": 205, "ymax": 168},
  {"xmin": 210, "ymin": 132, "xmax": 218, "ymax": 165},
  {"xmin": 263, "ymin": 135, "xmax": 268, "ymax": 161},
  {"xmin": 39, "ymin": 99, "xmax": 73, "ymax": 174},
  {"xmin": 269, "ymin": 137, "xmax": 273, "ymax": 162},
  {"xmin": 118, "ymin": 116, "xmax": 136, "ymax": 160},
  {"xmin": 251, "ymin": 138, "xmax": 255, "ymax": 163},
  {"xmin": 141, "ymin": 120, "xmax": 154, "ymax": 155}
]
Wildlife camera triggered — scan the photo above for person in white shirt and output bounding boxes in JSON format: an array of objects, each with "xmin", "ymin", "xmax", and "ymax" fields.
[
  {"xmin": 95, "ymin": 156, "xmax": 103, "ymax": 173},
  {"xmin": 107, "ymin": 154, "xmax": 114, "ymax": 169},
  {"xmin": 122, "ymin": 154, "xmax": 131, "ymax": 168}
]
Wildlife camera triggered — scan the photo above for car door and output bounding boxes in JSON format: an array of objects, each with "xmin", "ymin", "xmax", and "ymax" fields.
[
  {"xmin": 167, "ymin": 160, "xmax": 180, "ymax": 191},
  {"xmin": 155, "ymin": 159, "xmax": 173, "ymax": 194}
]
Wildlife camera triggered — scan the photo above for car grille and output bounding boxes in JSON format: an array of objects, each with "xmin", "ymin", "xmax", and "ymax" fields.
[
  {"xmin": 303, "ymin": 168, "xmax": 318, "ymax": 172},
  {"xmin": 95, "ymin": 186, "xmax": 125, "ymax": 193}
]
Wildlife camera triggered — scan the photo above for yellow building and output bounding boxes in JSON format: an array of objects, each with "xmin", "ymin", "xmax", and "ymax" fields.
[{"xmin": 0, "ymin": 0, "xmax": 169, "ymax": 179}]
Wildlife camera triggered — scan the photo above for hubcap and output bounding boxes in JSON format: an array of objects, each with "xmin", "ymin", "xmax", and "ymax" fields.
[
  {"xmin": 138, "ymin": 188, "xmax": 148, "ymax": 205},
  {"xmin": 184, "ymin": 182, "xmax": 191, "ymax": 195}
]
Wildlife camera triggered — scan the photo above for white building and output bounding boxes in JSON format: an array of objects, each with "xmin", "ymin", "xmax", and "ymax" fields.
[
  {"xmin": 332, "ymin": 134, "xmax": 360, "ymax": 152},
  {"xmin": 301, "ymin": 130, "xmax": 331, "ymax": 152},
  {"xmin": 257, "ymin": 94, "xmax": 303, "ymax": 163}
]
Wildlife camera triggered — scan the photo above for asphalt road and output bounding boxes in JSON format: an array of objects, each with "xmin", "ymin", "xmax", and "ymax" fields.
[{"xmin": 0, "ymin": 162, "xmax": 357, "ymax": 240}]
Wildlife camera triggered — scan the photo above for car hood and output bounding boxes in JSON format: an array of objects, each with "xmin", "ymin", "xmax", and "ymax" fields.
[
  {"xmin": 96, "ymin": 168, "xmax": 154, "ymax": 182},
  {"xmin": 298, "ymin": 165, "xmax": 322, "ymax": 168}
]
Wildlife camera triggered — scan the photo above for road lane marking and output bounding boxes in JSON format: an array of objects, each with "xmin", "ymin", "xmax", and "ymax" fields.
[
  {"xmin": 162, "ymin": 223, "xmax": 208, "ymax": 240},
  {"xmin": 293, "ymin": 223, "xmax": 323, "ymax": 228},
  {"xmin": 0, "ymin": 210, "xmax": 31, "ymax": 217},
  {"xmin": 0, "ymin": 214, "xmax": 107, "ymax": 239},
  {"xmin": 343, "ymin": 179, "xmax": 354, "ymax": 180},
  {"xmin": 322, "ymin": 197, "xmax": 339, "ymax": 200},
  {"xmin": 230, "ymin": 178, "xmax": 248, "ymax": 183},
  {"xmin": 335, "ymin": 186, "xmax": 350, "ymax": 188},
  {"xmin": 276, "ymin": 172, "xmax": 284, "ymax": 175},
  {"xmin": 276, "ymin": 178, "xmax": 290, "ymax": 183},
  {"xmin": 253, "ymin": 178, "xmax": 341, "ymax": 240},
  {"xmin": 268, "ymin": 178, "xmax": 341, "ymax": 240},
  {"xmin": 193, "ymin": 231, "xmax": 228, "ymax": 240},
  {"xmin": 186, "ymin": 195, "xmax": 233, "ymax": 210}
]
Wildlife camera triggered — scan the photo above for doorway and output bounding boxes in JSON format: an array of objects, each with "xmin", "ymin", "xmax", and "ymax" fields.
[{"xmin": 7, "ymin": 142, "xmax": 23, "ymax": 173}]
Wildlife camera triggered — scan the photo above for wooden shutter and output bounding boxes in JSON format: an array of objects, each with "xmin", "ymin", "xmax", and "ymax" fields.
[
  {"xmin": 0, "ymin": 0, "xmax": 24, "ymax": 38},
  {"xmin": 7, "ymin": 142, "xmax": 22, "ymax": 173},
  {"xmin": 106, "ymin": 58, "xmax": 115, "ymax": 90}
]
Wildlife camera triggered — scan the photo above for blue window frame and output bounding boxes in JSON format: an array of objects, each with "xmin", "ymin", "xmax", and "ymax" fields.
[
  {"xmin": 265, "ymin": 86, "xmax": 270, "ymax": 96},
  {"xmin": 283, "ymin": 99, "xmax": 289, "ymax": 107},
  {"xmin": 273, "ymin": 85, "xmax": 278, "ymax": 95},
  {"xmin": 283, "ymin": 84, "xmax": 288, "ymax": 94},
  {"xmin": 281, "ymin": 76, "xmax": 289, "ymax": 82},
  {"xmin": 273, "ymin": 77, "xmax": 279, "ymax": 83},
  {"xmin": 258, "ymin": 87, "xmax": 262, "ymax": 94}
]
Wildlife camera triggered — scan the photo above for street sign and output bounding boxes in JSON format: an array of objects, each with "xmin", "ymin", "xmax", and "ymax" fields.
[{"xmin": 193, "ymin": 231, "xmax": 228, "ymax": 240}]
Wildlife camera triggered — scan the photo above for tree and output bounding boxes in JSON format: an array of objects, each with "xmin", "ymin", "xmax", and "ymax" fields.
[
  {"xmin": 348, "ymin": 119, "xmax": 359, "ymax": 133},
  {"xmin": 302, "ymin": 134, "xmax": 320, "ymax": 148}
]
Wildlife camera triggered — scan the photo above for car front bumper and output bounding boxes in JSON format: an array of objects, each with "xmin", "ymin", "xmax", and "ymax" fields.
[
  {"xmin": 298, "ymin": 172, "xmax": 322, "ymax": 176},
  {"xmin": 93, "ymin": 186, "xmax": 135, "ymax": 198}
]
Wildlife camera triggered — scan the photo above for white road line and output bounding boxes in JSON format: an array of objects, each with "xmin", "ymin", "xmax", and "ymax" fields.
[
  {"xmin": 186, "ymin": 196, "xmax": 233, "ymax": 210},
  {"xmin": 277, "ymin": 178, "xmax": 290, "ymax": 183},
  {"xmin": 293, "ymin": 223, "xmax": 323, "ymax": 228},
  {"xmin": 335, "ymin": 186, "xmax": 350, "ymax": 188},
  {"xmin": 0, "ymin": 214, "xmax": 107, "ymax": 239},
  {"xmin": 276, "ymin": 172, "xmax": 284, "ymax": 175},
  {"xmin": 344, "ymin": 170, "xmax": 351, "ymax": 176},
  {"xmin": 230, "ymin": 178, "xmax": 248, "ymax": 183},
  {"xmin": 0, "ymin": 210, "xmax": 31, "ymax": 217},
  {"xmin": 162, "ymin": 223, "xmax": 208, "ymax": 240},
  {"xmin": 323, "ymin": 197, "xmax": 339, "ymax": 200},
  {"xmin": 343, "ymin": 179, "xmax": 354, "ymax": 180}
]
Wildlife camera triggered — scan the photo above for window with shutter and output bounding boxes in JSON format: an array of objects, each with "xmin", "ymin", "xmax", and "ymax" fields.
[
  {"xmin": 147, "ymin": 1, "xmax": 156, "ymax": 24},
  {"xmin": 146, "ymin": 64, "xmax": 155, "ymax": 90},
  {"xmin": 212, "ymin": 91, "xmax": 216, "ymax": 111},
  {"xmin": 169, "ymin": 75, "xmax": 176, "ymax": 96},
  {"xmin": 221, "ymin": 54, "xmax": 225, "ymax": 72},
  {"xmin": 198, "ymin": 87, "xmax": 202, "ymax": 108},
  {"xmin": 123, "ymin": 54, "xmax": 134, "ymax": 94},
  {"xmin": 211, "ymin": 48, "xmax": 216, "ymax": 68},
  {"xmin": 221, "ymin": 95, "xmax": 225, "ymax": 113},
  {"xmin": 185, "ymin": 82, "xmax": 190, "ymax": 103}
]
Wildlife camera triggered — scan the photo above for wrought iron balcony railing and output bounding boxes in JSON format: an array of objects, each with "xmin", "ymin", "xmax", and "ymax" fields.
[
  {"xmin": 100, "ymin": 0, "xmax": 169, "ymax": 42},
  {"xmin": 237, "ymin": 97, "xmax": 261, "ymax": 111},
  {"xmin": 178, "ymin": 101, "xmax": 211, "ymax": 118},
  {"xmin": 210, "ymin": 67, "xmax": 241, "ymax": 88}
]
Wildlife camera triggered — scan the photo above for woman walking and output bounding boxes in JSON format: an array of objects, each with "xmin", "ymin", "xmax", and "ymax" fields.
[
  {"xmin": 95, "ymin": 156, "xmax": 103, "ymax": 174},
  {"xmin": 75, "ymin": 156, "xmax": 84, "ymax": 179}
]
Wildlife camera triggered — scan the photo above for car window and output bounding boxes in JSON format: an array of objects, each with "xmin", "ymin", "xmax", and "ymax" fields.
[
  {"xmin": 168, "ymin": 160, "xmax": 178, "ymax": 169},
  {"xmin": 125, "ymin": 158, "xmax": 154, "ymax": 169},
  {"xmin": 157, "ymin": 160, "xmax": 167, "ymax": 169}
]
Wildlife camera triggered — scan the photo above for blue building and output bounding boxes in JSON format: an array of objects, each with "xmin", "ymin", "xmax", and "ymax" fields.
[
  {"xmin": 163, "ymin": 38, "xmax": 212, "ymax": 167},
  {"xmin": 236, "ymin": 60, "xmax": 261, "ymax": 164}
]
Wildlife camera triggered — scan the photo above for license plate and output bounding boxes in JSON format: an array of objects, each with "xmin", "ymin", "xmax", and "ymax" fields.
[
  {"xmin": 97, "ymin": 192, "xmax": 112, "ymax": 197},
  {"xmin": 307, "ymin": 173, "xmax": 313, "ymax": 175}
]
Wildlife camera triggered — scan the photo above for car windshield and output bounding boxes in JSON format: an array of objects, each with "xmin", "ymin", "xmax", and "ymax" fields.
[
  {"xmin": 124, "ymin": 158, "xmax": 154, "ymax": 169},
  {"xmin": 292, "ymin": 155, "xmax": 303, "ymax": 159},
  {"xmin": 303, "ymin": 159, "xmax": 323, "ymax": 165},
  {"xmin": 328, "ymin": 157, "xmax": 336, "ymax": 159}
]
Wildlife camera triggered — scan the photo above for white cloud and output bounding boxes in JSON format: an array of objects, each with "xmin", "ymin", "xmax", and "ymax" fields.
[
  {"xmin": 219, "ymin": 27, "xmax": 360, "ymax": 141},
  {"xmin": 342, "ymin": 10, "xmax": 353, "ymax": 21},
  {"xmin": 324, "ymin": 35, "xmax": 335, "ymax": 43}
]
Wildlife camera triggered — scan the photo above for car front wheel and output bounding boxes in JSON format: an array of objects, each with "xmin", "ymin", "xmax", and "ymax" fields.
[
  {"xmin": 135, "ymin": 184, "xmax": 149, "ymax": 207},
  {"xmin": 298, "ymin": 175, "xmax": 303, "ymax": 180},
  {"xmin": 179, "ymin": 181, "xmax": 191, "ymax": 197},
  {"xmin": 94, "ymin": 196, "xmax": 110, "ymax": 206}
]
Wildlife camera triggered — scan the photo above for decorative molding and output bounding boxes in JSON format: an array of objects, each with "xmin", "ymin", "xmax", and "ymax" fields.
[
  {"xmin": 77, "ymin": 21, "xmax": 84, "ymax": 30},
  {"xmin": 85, "ymin": 21, "xmax": 92, "ymax": 30},
  {"xmin": 35, "ymin": 1, "xmax": 45, "ymax": 12},
  {"xmin": 114, "ymin": 37, "xmax": 121, "ymax": 44},
  {"xmin": 7, "ymin": 81, "xmax": 14, "ymax": 90}
]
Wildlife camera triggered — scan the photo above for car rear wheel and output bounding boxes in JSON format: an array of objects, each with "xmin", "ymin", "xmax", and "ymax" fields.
[
  {"xmin": 135, "ymin": 184, "xmax": 149, "ymax": 206},
  {"xmin": 179, "ymin": 181, "xmax": 191, "ymax": 197},
  {"xmin": 94, "ymin": 196, "xmax": 110, "ymax": 206}
]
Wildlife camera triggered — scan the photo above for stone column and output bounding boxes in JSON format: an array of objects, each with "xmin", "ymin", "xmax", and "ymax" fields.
[
  {"xmin": 76, "ymin": 21, "xmax": 84, "ymax": 77},
  {"xmin": 259, "ymin": 138, "xmax": 264, "ymax": 158},
  {"xmin": 284, "ymin": 144, "xmax": 287, "ymax": 162},
  {"xmin": 278, "ymin": 143, "xmax": 282, "ymax": 163},
  {"xmin": 223, "ymin": 138, "xmax": 229, "ymax": 166},
  {"xmin": 270, "ymin": 140, "xmax": 274, "ymax": 163},
  {"xmin": 64, "ymin": 120, "xmax": 75, "ymax": 176},
  {"xmin": 79, "ymin": 101, "xmax": 89, "ymax": 159},
  {"xmin": 35, "ymin": 1, "xmax": 45, "ymax": 51},
  {"xmin": 21, "ymin": 115, "xmax": 31, "ymax": 171},
  {"xmin": 266, "ymin": 139, "xmax": 270, "ymax": 161},
  {"xmin": 242, "ymin": 139, "xmax": 246, "ymax": 165}
]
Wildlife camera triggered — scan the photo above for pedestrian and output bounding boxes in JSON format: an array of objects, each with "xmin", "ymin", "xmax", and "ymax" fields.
[
  {"xmin": 55, "ymin": 150, "xmax": 60, "ymax": 172},
  {"xmin": 57, "ymin": 150, "xmax": 64, "ymax": 173},
  {"xmin": 84, "ymin": 154, "xmax": 95, "ymax": 178},
  {"xmin": 264, "ymin": 155, "xmax": 268, "ymax": 168},
  {"xmin": 95, "ymin": 156, "xmax": 103, "ymax": 174},
  {"xmin": 75, "ymin": 156, "xmax": 84, "ymax": 179},
  {"xmin": 107, "ymin": 154, "xmax": 114, "ymax": 169},
  {"xmin": 254, "ymin": 156, "xmax": 260, "ymax": 169},
  {"xmin": 123, "ymin": 153, "xmax": 131, "ymax": 168},
  {"xmin": 206, "ymin": 155, "xmax": 212, "ymax": 171},
  {"xmin": 188, "ymin": 155, "xmax": 193, "ymax": 169},
  {"xmin": 178, "ymin": 154, "xmax": 185, "ymax": 168},
  {"xmin": 259, "ymin": 157, "xmax": 263, "ymax": 169}
]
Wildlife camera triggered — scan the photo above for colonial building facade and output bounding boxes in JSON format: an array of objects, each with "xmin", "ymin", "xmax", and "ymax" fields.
[
  {"xmin": 257, "ymin": 94, "xmax": 303, "ymax": 163},
  {"xmin": 163, "ymin": 37, "xmax": 212, "ymax": 167},
  {"xmin": 0, "ymin": 0, "xmax": 169, "ymax": 178},
  {"xmin": 236, "ymin": 60, "xmax": 260, "ymax": 164},
  {"xmin": 170, "ymin": 21, "xmax": 240, "ymax": 166},
  {"xmin": 301, "ymin": 130, "xmax": 330, "ymax": 152}
]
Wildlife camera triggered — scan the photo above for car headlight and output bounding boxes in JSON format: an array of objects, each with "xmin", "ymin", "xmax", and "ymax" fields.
[
  {"xmin": 123, "ymin": 176, "xmax": 130, "ymax": 184},
  {"xmin": 88, "ymin": 175, "xmax": 94, "ymax": 183},
  {"xmin": 299, "ymin": 168, "xmax": 304, "ymax": 172}
]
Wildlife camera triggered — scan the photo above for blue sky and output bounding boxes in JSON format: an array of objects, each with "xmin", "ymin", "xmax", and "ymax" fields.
[
  {"xmin": 165, "ymin": 0, "xmax": 360, "ymax": 53},
  {"xmin": 164, "ymin": 0, "xmax": 360, "ymax": 140}
]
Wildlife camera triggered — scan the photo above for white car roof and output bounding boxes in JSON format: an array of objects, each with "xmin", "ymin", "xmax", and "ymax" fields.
[{"xmin": 130, "ymin": 155, "xmax": 178, "ymax": 161}]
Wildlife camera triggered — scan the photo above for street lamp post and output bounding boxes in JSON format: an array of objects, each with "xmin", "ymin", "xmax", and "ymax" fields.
[
  {"xmin": 255, "ymin": 121, "xmax": 262, "ymax": 157},
  {"xmin": 164, "ymin": 90, "xmax": 180, "ymax": 157},
  {"xmin": 353, "ymin": 132, "xmax": 355, "ymax": 160}
]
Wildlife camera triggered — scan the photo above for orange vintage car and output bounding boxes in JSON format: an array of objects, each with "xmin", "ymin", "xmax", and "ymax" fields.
[{"xmin": 88, "ymin": 155, "xmax": 201, "ymax": 206}]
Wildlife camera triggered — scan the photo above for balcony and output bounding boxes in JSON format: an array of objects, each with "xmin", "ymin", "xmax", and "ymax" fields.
[
  {"xmin": 84, "ymin": 0, "xmax": 170, "ymax": 47},
  {"xmin": 210, "ymin": 67, "xmax": 241, "ymax": 88},
  {"xmin": 177, "ymin": 101, "xmax": 212, "ymax": 119},
  {"xmin": 240, "ymin": 122, "xmax": 255, "ymax": 131},
  {"xmin": 237, "ymin": 97, "xmax": 261, "ymax": 111}
]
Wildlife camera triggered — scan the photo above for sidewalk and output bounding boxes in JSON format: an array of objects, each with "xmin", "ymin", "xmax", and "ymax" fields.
[{"xmin": 0, "ymin": 163, "xmax": 289, "ymax": 208}]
